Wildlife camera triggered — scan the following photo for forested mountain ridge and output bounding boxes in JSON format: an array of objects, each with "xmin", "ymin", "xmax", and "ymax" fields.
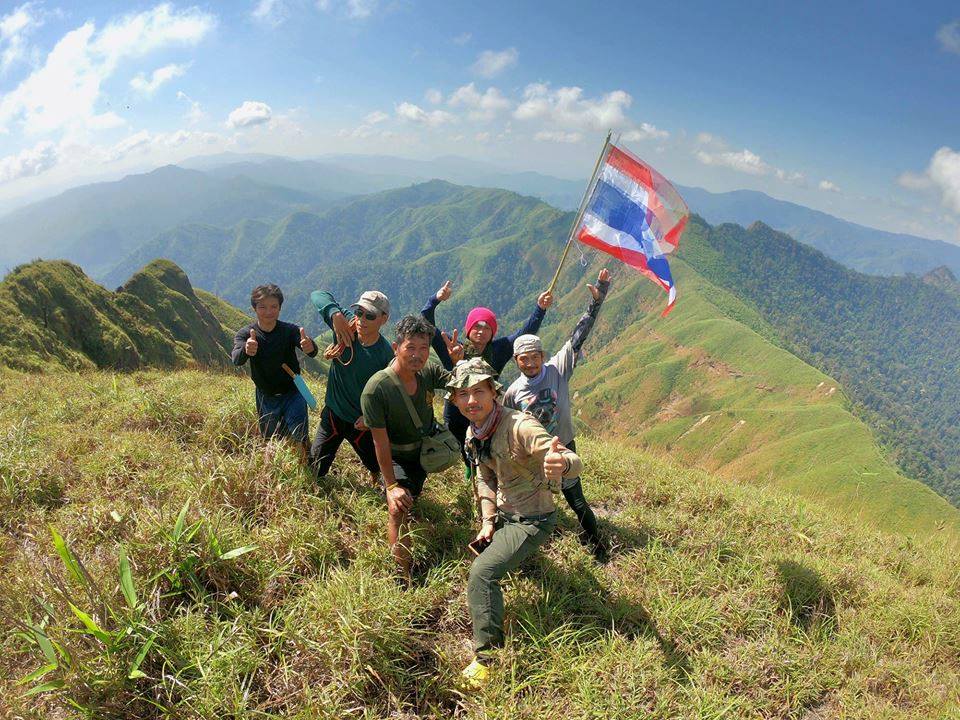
[
  {"xmin": 679, "ymin": 220, "xmax": 960, "ymax": 505},
  {"xmin": 679, "ymin": 185, "xmax": 960, "ymax": 277}
]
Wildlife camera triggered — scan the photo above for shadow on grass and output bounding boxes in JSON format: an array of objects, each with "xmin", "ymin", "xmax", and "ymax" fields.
[
  {"xmin": 775, "ymin": 559, "xmax": 837, "ymax": 635},
  {"xmin": 514, "ymin": 546, "xmax": 693, "ymax": 684}
]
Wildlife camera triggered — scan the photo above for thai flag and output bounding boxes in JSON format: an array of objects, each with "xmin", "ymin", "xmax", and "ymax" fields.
[{"xmin": 577, "ymin": 144, "xmax": 688, "ymax": 316}]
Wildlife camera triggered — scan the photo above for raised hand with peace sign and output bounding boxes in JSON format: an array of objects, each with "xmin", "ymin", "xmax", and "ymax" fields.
[{"xmin": 442, "ymin": 328, "xmax": 464, "ymax": 364}]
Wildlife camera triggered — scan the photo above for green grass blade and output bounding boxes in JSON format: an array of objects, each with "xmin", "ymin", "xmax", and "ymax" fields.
[
  {"xmin": 219, "ymin": 545, "xmax": 257, "ymax": 561},
  {"xmin": 31, "ymin": 627, "xmax": 57, "ymax": 664},
  {"xmin": 18, "ymin": 663, "xmax": 57, "ymax": 686},
  {"xmin": 68, "ymin": 603, "xmax": 111, "ymax": 644},
  {"xmin": 118, "ymin": 547, "xmax": 137, "ymax": 609},
  {"xmin": 22, "ymin": 679, "xmax": 64, "ymax": 697},
  {"xmin": 49, "ymin": 527, "xmax": 83, "ymax": 586},
  {"xmin": 128, "ymin": 635, "xmax": 156, "ymax": 679},
  {"xmin": 173, "ymin": 500, "xmax": 190, "ymax": 542}
]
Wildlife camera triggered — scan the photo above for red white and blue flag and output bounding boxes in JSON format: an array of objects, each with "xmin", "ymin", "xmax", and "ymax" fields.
[{"xmin": 577, "ymin": 143, "xmax": 688, "ymax": 316}]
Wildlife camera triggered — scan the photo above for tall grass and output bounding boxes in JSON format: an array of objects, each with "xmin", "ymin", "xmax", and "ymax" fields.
[{"xmin": 0, "ymin": 368, "xmax": 957, "ymax": 718}]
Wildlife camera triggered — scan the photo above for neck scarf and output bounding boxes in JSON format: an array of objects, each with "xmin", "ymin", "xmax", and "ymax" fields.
[{"xmin": 470, "ymin": 402, "xmax": 503, "ymax": 441}]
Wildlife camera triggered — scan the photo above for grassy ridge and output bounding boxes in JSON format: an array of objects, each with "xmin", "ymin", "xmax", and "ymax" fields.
[
  {"xmin": 550, "ymin": 256, "xmax": 960, "ymax": 543},
  {"xmin": 1, "ymin": 369, "xmax": 958, "ymax": 718},
  {"xmin": 0, "ymin": 259, "xmax": 238, "ymax": 372}
]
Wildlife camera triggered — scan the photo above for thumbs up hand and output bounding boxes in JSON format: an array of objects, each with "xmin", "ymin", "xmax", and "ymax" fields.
[
  {"xmin": 299, "ymin": 327, "xmax": 316, "ymax": 354},
  {"xmin": 245, "ymin": 328, "xmax": 259, "ymax": 356},
  {"xmin": 543, "ymin": 436, "xmax": 569, "ymax": 481},
  {"xmin": 435, "ymin": 280, "xmax": 453, "ymax": 302}
]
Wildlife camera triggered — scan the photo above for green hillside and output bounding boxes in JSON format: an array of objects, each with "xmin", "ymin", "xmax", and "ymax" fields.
[
  {"xmin": 549, "ymin": 257, "xmax": 960, "ymax": 540},
  {"xmin": 678, "ymin": 220, "xmax": 960, "ymax": 505},
  {"xmin": 0, "ymin": 259, "xmax": 241, "ymax": 372},
  {"xmin": 0, "ymin": 370, "xmax": 957, "ymax": 718}
]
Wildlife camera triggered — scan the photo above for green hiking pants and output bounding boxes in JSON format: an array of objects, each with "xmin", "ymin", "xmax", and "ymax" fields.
[{"xmin": 467, "ymin": 510, "xmax": 557, "ymax": 655}]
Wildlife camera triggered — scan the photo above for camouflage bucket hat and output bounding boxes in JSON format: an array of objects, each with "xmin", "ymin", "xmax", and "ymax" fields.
[{"xmin": 446, "ymin": 357, "xmax": 503, "ymax": 393}]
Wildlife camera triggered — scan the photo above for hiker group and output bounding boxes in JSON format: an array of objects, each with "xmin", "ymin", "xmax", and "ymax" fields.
[{"xmin": 231, "ymin": 269, "xmax": 612, "ymax": 688}]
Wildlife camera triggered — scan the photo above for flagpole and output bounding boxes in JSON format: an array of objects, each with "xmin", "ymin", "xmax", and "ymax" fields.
[{"xmin": 546, "ymin": 129, "xmax": 612, "ymax": 295}]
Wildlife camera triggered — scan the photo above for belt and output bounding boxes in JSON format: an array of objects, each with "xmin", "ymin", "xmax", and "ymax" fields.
[
  {"xmin": 497, "ymin": 509, "xmax": 556, "ymax": 524},
  {"xmin": 390, "ymin": 440, "xmax": 421, "ymax": 452}
]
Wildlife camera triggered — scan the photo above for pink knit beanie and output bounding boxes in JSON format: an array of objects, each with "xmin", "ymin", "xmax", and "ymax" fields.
[{"xmin": 464, "ymin": 307, "xmax": 498, "ymax": 338}]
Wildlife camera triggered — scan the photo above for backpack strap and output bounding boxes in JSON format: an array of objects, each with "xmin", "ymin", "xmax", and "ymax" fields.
[{"xmin": 386, "ymin": 367, "xmax": 429, "ymax": 437}]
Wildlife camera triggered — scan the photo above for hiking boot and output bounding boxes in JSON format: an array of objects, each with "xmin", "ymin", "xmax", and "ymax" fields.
[{"xmin": 460, "ymin": 658, "xmax": 490, "ymax": 690}]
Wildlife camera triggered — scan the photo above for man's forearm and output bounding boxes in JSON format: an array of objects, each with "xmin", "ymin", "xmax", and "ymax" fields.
[
  {"xmin": 371, "ymin": 429, "xmax": 396, "ymax": 483},
  {"xmin": 570, "ymin": 279, "xmax": 610, "ymax": 354}
]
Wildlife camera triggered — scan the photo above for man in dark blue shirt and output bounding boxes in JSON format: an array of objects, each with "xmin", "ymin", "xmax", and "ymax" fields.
[{"xmin": 232, "ymin": 283, "xmax": 319, "ymax": 463}]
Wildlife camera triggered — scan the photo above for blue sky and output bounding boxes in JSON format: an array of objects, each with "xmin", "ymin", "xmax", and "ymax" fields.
[{"xmin": 0, "ymin": 0, "xmax": 958, "ymax": 243}]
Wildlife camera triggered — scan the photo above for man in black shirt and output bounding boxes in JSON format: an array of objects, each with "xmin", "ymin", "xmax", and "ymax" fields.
[{"xmin": 232, "ymin": 283, "xmax": 318, "ymax": 462}]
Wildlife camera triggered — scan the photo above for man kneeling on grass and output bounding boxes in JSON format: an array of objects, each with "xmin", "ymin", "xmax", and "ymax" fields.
[
  {"xmin": 448, "ymin": 357, "xmax": 583, "ymax": 690},
  {"xmin": 232, "ymin": 283, "xmax": 318, "ymax": 463}
]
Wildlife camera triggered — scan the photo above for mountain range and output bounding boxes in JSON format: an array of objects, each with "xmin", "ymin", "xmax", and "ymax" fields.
[{"xmin": 3, "ymin": 152, "xmax": 960, "ymax": 282}]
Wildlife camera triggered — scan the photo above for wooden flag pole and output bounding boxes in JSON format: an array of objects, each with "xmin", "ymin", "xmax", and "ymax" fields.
[{"xmin": 546, "ymin": 129, "xmax": 612, "ymax": 294}]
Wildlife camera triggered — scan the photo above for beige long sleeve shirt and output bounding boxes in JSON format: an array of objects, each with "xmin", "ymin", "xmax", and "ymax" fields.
[{"xmin": 470, "ymin": 409, "xmax": 583, "ymax": 522}]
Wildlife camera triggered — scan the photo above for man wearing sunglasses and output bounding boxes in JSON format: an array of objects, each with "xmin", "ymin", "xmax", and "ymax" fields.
[{"xmin": 309, "ymin": 289, "xmax": 394, "ymax": 483}]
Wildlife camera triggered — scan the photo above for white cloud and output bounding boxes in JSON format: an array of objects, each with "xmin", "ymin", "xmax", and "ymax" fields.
[
  {"xmin": 452, "ymin": 32, "xmax": 471, "ymax": 46},
  {"xmin": 694, "ymin": 134, "xmax": 805, "ymax": 185},
  {"xmin": 471, "ymin": 47, "xmax": 517, "ymax": 78},
  {"xmin": 515, "ymin": 83, "xmax": 631, "ymax": 131},
  {"xmin": 396, "ymin": 101, "xmax": 455, "ymax": 128},
  {"xmin": 227, "ymin": 100, "xmax": 272, "ymax": 128},
  {"xmin": 696, "ymin": 148, "xmax": 770, "ymax": 176},
  {"xmin": 1, "ymin": 3, "xmax": 41, "ymax": 74},
  {"xmin": 475, "ymin": 131, "xmax": 490, "ymax": 143},
  {"xmin": 776, "ymin": 169, "xmax": 807, "ymax": 186},
  {"xmin": 130, "ymin": 62, "xmax": 189, "ymax": 95},
  {"xmin": 177, "ymin": 90, "xmax": 206, "ymax": 124},
  {"xmin": 898, "ymin": 170, "xmax": 932, "ymax": 190},
  {"xmin": 534, "ymin": 130, "xmax": 582, "ymax": 143},
  {"xmin": 363, "ymin": 110, "xmax": 389, "ymax": 124},
  {"xmin": 252, "ymin": 0, "xmax": 288, "ymax": 26},
  {"xmin": 425, "ymin": 88, "xmax": 443, "ymax": 105},
  {"xmin": 937, "ymin": 20, "xmax": 960, "ymax": 55},
  {"xmin": 87, "ymin": 112, "xmax": 126, "ymax": 130},
  {"xmin": 899, "ymin": 148, "xmax": 960, "ymax": 215},
  {"xmin": 927, "ymin": 147, "xmax": 960, "ymax": 213},
  {"xmin": 92, "ymin": 4, "xmax": 215, "ymax": 66},
  {"xmin": 819, "ymin": 179, "xmax": 840, "ymax": 193},
  {"xmin": 0, "ymin": 139, "xmax": 58, "ymax": 184},
  {"xmin": 622, "ymin": 123, "xmax": 668, "ymax": 141},
  {"xmin": 447, "ymin": 82, "xmax": 510, "ymax": 121},
  {"xmin": 0, "ymin": 4, "xmax": 215, "ymax": 138},
  {"xmin": 346, "ymin": 0, "xmax": 376, "ymax": 19}
]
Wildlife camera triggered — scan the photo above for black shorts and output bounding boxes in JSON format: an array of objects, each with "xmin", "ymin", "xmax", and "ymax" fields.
[
  {"xmin": 390, "ymin": 458, "xmax": 428, "ymax": 499},
  {"xmin": 310, "ymin": 406, "xmax": 380, "ymax": 476}
]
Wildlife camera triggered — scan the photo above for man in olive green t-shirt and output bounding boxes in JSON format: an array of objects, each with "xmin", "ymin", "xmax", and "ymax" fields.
[{"xmin": 361, "ymin": 314, "xmax": 456, "ymax": 580}]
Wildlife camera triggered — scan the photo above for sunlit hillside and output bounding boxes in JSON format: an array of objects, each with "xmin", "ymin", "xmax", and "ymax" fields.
[{"xmin": 1, "ymin": 369, "xmax": 958, "ymax": 718}]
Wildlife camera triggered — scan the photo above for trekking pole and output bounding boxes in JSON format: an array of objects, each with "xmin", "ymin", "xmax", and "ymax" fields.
[{"xmin": 546, "ymin": 129, "xmax": 612, "ymax": 295}]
